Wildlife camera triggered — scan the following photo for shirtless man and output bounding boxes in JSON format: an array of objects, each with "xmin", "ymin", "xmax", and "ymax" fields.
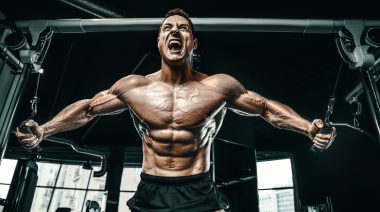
[{"xmin": 16, "ymin": 8, "xmax": 336, "ymax": 212}]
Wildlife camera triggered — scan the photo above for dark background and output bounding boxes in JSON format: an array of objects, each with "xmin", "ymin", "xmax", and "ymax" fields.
[{"xmin": 2, "ymin": 0, "xmax": 380, "ymax": 211}]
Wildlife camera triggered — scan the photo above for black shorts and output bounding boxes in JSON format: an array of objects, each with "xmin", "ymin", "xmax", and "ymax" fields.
[{"xmin": 126, "ymin": 171, "xmax": 229, "ymax": 212}]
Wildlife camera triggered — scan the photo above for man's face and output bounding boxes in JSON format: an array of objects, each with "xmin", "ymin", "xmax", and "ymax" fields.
[{"xmin": 157, "ymin": 15, "xmax": 198, "ymax": 65}]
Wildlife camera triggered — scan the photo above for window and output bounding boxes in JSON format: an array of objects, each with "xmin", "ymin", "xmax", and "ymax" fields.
[
  {"xmin": 2, "ymin": 157, "xmax": 297, "ymax": 212},
  {"xmin": 118, "ymin": 167, "xmax": 142, "ymax": 212},
  {"xmin": 0, "ymin": 159, "xmax": 17, "ymax": 199},
  {"xmin": 30, "ymin": 162, "xmax": 107, "ymax": 212},
  {"xmin": 0, "ymin": 159, "xmax": 107, "ymax": 211},
  {"xmin": 257, "ymin": 158, "xmax": 295, "ymax": 212}
]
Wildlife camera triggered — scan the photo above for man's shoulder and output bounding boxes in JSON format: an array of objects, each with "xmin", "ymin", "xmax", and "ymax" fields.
[
  {"xmin": 201, "ymin": 73, "xmax": 246, "ymax": 97},
  {"xmin": 117, "ymin": 74, "xmax": 151, "ymax": 86},
  {"xmin": 201, "ymin": 73, "xmax": 239, "ymax": 84},
  {"xmin": 145, "ymin": 71, "xmax": 160, "ymax": 80},
  {"xmin": 111, "ymin": 75, "xmax": 151, "ymax": 95}
]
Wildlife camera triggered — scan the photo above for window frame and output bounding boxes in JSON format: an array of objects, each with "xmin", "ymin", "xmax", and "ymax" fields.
[
  {"xmin": 0, "ymin": 158, "xmax": 18, "ymax": 200},
  {"xmin": 118, "ymin": 163, "xmax": 143, "ymax": 212},
  {"xmin": 30, "ymin": 160, "xmax": 107, "ymax": 212},
  {"xmin": 256, "ymin": 152, "xmax": 300, "ymax": 212}
]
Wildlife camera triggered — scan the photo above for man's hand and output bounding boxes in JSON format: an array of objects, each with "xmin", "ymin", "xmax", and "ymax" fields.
[
  {"xmin": 16, "ymin": 120, "xmax": 44, "ymax": 150},
  {"xmin": 308, "ymin": 119, "xmax": 337, "ymax": 151}
]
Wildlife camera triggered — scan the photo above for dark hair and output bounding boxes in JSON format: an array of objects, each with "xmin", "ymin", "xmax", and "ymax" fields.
[{"xmin": 160, "ymin": 8, "xmax": 195, "ymax": 36}]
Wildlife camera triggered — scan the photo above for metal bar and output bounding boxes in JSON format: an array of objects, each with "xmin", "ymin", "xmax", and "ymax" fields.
[
  {"xmin": 346, "ymin": 57, "xmax": 380, "ymax": 102},
  {"xmin": 45, "ymin": 136, "xmax": 108, "ymax": 177},
  {"xmin": 211, "ymin": 143, "xmax": 215, "ymax": 182},
  {"xmin": 326, "ymin": 196, "xmax": 334, "ymax": 212},
  {"xmin": 0, "ymin": 43, "xmax": 24, "ymax": 70},
  {"xmin": 23, "ymin": 185, "xmax": 105, "ymax": 191},
  {"xmin": 0, "ymin": 65, "xmax": 30, "ymax": 166},
  {"xmin": 257, "ymin": 186, "xmax": 293, "ymax": 191},
  {"xmin": 15, "ymin": 18, "xmax": 380, "ymax": 34},
  {"xmin": 215, "ymin": 137, "xmax": 254, "ymax": 149},
  {"xmin": 0, "ymin": 28, "xmax": 12, "ymax": 76},
  {"xmin": 359, "ymin": 69, "xmax": 380, "ymax": 141},
  {"xmin": 3, "ymin": 159, "xmax": 38, "ymax": 212},
  {"xmin": 329, "ymin": 122, "xmax": 378, "ymax": 143},
  {"xmin": 217, "ymin": 175, "xmax": 256, "ymax": 188},
  {"xmin": 0, "ymin": 28, "xmax": 13, "ymax": 44},
  {"xmin": 57, "ymin": 0, "xmax": 126, "ymax": 18},
  {"xmin": 81, "ymin": 167, "xmax": 93, "ymax": 212},
  {"xmin": 46, "ymin": 163, "xmax": 62, "ymax": 211}
]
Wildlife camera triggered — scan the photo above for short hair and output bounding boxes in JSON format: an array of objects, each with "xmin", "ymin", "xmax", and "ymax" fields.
[{"xmin": 160, "ymin": 8, "xmax": 195, "ymax": 36}]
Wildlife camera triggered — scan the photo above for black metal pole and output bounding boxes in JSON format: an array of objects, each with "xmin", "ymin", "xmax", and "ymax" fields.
[
  {"xmin": 44, "ymin": 136, "xmax": 108, "ymax": 177},
  {"xmin": 211, "ymin": 143, "xmax": 215, "ymax": 182},
  {"xmin": 359, "ymin": 68, "xmax": 380, "ymax": 141},
  {"xmin": 57, "ymin": 0, "xmax": 126, "ymax": 18},
  {"xmin": 345, "ymin": 58, "xmax": 380, "ymax": 102},
  {"xmin": 0, "ymin": 64, "xmax": 30, "ymax": 163},
  {"xmin": 3, "ymin": 159, "xmax": 38, "ymax": 212},
  {"xmin": 15, "ymin": 18, "xmax": 380, "ymax": 34}
]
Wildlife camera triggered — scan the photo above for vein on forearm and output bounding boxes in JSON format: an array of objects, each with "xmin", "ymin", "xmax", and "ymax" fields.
[
  {"xmin": 261, "ymin": 100, "xmax": 310, "ymax": 136},
  {"xmin": 42, "ymin": 99, "xmax": 95, "ymax": 137}
]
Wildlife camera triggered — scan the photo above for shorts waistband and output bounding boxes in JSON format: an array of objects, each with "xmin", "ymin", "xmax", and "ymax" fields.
[{"xmin": 140, "ymin": 171, "xmax": 211, "ymax": 186}]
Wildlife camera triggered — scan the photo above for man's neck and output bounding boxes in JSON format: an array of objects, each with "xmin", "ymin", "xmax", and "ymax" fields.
[{"xmin": 159, "ymin": 61, "xmax": 193, "ymax": 85}]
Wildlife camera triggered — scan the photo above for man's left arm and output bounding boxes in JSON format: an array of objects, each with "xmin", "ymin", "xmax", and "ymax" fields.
[{"xmin": 220, "ymin": 74, "xmax": 336, "ymax": 150}]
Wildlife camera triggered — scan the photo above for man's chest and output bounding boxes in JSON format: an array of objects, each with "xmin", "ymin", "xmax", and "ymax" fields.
[{"xmin": 123, "ymin": 82, "xmax": 227, "ymax": 127}]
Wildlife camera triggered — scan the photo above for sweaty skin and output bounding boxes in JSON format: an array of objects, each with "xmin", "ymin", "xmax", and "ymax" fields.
[{"xmin": 16, "ymin": 15, "xmax": 336, "ymax": 177}]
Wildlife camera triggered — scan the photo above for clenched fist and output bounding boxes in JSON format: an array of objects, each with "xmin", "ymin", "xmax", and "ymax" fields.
[
  {"xmin": 308, "ymin": 119, "xmax": 337, "ymax": 151},
  {"xmin": 16, "ymin": 120, "xmax": 44, "ymax": 150}
]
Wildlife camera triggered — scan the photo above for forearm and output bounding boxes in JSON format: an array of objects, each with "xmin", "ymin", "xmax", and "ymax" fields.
[
  {"xmin": 261, "ymin": 99, "xmax": 313, "ymax": 138},
  {"xmin": 41, "ymin": 99, "xmax": 96, "ymax": 138}
]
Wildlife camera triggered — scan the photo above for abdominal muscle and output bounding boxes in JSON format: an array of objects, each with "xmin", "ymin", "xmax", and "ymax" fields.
[{"xmin": 141, "ymin": 128, "xmax": 213, "ymax": 177}]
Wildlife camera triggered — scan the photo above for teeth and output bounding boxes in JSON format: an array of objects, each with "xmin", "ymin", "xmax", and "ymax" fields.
[{"xmin": 170, "ymin": 40, "xmax": 181, "ymax": 45}]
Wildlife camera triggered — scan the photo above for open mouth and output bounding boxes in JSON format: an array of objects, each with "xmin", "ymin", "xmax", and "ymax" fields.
[{"xmin": 167, "ymin": 39, "xmax": 183, "ymax": 52}]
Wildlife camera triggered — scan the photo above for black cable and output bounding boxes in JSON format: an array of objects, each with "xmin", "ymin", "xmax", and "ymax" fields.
[
  {"xmin": 324, "ymin": 60, "xmax": 344, "ymax": 124},
  {"xmin": 332, "ymin": 61, "xmax": 344, "ymax": 99},
  {"xmin": 27, "ymin": 72, "xmax": 42, "ymax": 120},
  {"xmin": 311, "ymin": 61, "xmax": 344, "ymax": 152}
]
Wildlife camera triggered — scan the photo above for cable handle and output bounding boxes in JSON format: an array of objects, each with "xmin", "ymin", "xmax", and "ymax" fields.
[
  {"xmin": 310, "ymin": 121, "xmax": 334, "ymax": 153},
  {"xmin": 18, "ymin": 120, "xmax": 33, "ymax": 134},
  {"xmin": 309, "ymin": 61, "xmax": 343, "ymax": 153},
  {"xmin": 18, "ymin": 68, "xmax": 43, "ymax": 154},
  {"xmin": 18, "ymin": 119, "xmax": 43, "ymax": 154}
]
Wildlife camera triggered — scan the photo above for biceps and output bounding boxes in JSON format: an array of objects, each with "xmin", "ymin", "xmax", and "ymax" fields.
[
  {"xmin": 89, "ymin": 90, "xmax": 127, "ymax": 115},
  {"xmin": 227, "ymin": 91, "xmax": 267, "ymax": 116}
]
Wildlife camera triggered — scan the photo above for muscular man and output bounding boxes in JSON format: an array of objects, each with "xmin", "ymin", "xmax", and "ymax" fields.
[{"xmin": 16, "ymin": 8, "xmax": 336, "ymax": 212}]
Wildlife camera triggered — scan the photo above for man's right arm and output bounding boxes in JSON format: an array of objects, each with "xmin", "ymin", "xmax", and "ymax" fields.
[
  {"xmin": 16, "ymin": 75, "xmax": 147, "ymax": 149},
  {"xmin": 41, "ymin": 90, "xmax": 125, "ymax": 138}
]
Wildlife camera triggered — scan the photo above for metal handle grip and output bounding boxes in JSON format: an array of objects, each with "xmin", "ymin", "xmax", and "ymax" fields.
[
  {"xmin": 310, "ymin": 122, "xmax": 333, "ymax": 153},
  {"xmin": 18, "ymin": 122, "xmax": 42, "ymax": 153}
]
